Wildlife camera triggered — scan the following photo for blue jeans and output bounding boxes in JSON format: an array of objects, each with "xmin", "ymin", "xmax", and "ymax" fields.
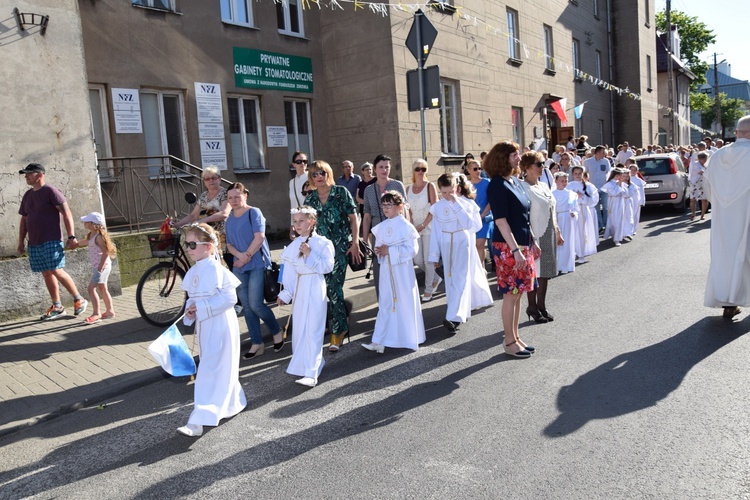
[
  {"xmin": 234, "ymin": 267, "xmax": 281, "ymax": 345},
  {"xmin": 598, "ymin": 190, "xmax": 609, "ymax": 230}
]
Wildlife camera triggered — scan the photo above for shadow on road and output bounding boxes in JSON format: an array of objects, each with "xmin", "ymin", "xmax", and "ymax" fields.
[{"xmin": 544, "ymin": 315, "xmax": 749, "ymax": 437}]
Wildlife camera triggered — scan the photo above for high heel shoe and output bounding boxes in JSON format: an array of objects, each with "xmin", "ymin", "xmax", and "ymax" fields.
[
  {"xmin": 273, "ymin": 340, "xmax": 285, "ymax": 352},
  {"xmin": 504, "ymin": 340, "xmax": 532, "ymax": 358},
  {"xmin": 329, "ymin": 331, "xmax": 351, "ymax": 352},
  {"xmin": 539, "ymin": 309, "xmax": 554, "ymax": 322},
  {"xmin": 526, "ymin": 308, "xmax": 548, "ymax": 323},
  {"xmin": 516, "ymin": 337, "xmax": 535, "ymax": 353},
  {"xmin": 243, "ymin": 343, "xmax": 265, "ymax": 359}
]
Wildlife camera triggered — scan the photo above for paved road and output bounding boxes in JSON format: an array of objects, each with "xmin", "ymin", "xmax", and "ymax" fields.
[{"xmin": 1, "ymin": 208, "xmax": 749, "ymax": 499}]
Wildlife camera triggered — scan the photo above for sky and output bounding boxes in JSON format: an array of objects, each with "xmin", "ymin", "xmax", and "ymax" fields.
[{"xmin": 656, "ymin": 0, "xmax": 750, "ymax": 81}]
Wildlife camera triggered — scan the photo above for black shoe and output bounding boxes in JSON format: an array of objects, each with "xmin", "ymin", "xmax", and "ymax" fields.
[
  {"xmin": 526, "ymin": 308, "xmax": 548, "ymax": 323},
  {"xmin": 273, "ymin": 341, "xmax": 285, "ymax": 352},
  {"xmin": 443, "ymin": 319, "xmax": 460, "ymax": 333},
  {"xmin": 539, "ymin": 309, "xmax": 554, "ymax": 322}
]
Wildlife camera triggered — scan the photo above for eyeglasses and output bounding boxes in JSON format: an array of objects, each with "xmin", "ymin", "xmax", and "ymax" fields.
[
  {"xmin": 414, "ymin": 167, "xmax": 427, "ymax": 172},
  {"xmin": 293, "ymin": 159, "xmax": 308, "ymax": 165},
  {"xmin": 310, "ymin": 171, "xmax": 327, "ymax": 178},
  {"xmin": 203, "ymin": 176, "xmax": 220, "ymax": 181},
  {"xmin": 471, "ymin": 167, "xmax": 482, "ymax": 171},
  {"xmin": 185, "ymin": 241, "xmax": 211, "ymax": 250},
  {"xmin": 533, "ymin": 162, "xmax": 545, "ymax": 167}
]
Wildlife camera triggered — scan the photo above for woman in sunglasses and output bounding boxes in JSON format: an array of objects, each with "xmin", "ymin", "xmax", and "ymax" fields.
[
  {"xmin": 467, "ymin": 159, "xmax": 493, "ymax": 267},
  {"xmin": 288, "ymin": 151, "xmax": 309, "ymax": 240},
  {"xmin": 305, "ymin": 161, "xmax": 362, "ymax": 352}
]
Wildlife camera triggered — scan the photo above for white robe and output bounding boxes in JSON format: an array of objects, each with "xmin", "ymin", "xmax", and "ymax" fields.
[
  {"xmin": 703, "ymin": 138, "xmax": 750, "ymax": 307},
  {"xmin": 630, "ymin": 176, "xmax": 646, "ymax": 230},
  {"xmin": 568, "ymin": 180, "xmax": 599, "ymax": 257},
  {"xmin": 278, "ymin": 233, "xmax": 335, "ymax": 379},
  {"xmin": 552, "ymin": 188, "xmax": 579, "ymax": 273},
  {"xmin": 601, "ymin": 180, "xmax": 627, "ymax": 243},
  {"xmin": 623, "ymin": 182, "xmax": 640, "ymax": 237},
  {"xmin": 371, "ymin": 215, "xmax": 425, "ymax": 350},
  {"xmin": 429, "ymin": 197, "xmax": 483, "ymax": 323},
  {"xmin": 182, "ymin": 256, "xmax": 246, "ymax": 427},
  {"xmin": 463, "ymin": 196, "xmax": 494, "ymax": 310}
]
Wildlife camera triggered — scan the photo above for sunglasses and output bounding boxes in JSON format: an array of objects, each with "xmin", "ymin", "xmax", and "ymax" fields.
[
  {"xmin": 533, "ymin": 162, "xmax": 545, "ymax": 167},
  {"xmin": 293, "ymin": 159, "xmax": 308, "ymax": 165},
  {"xmin": 185, "ymin": 241, "xmax": 211, "ymax": 250},
  {"xmin": 471, "ymin": 167, "xmax": 482, "ymax": 171},
  {"xmin": 203, "ymin": 176, "xmax": 220, "ymax": 181},
  {"xmin": 310, "ymin": 171, "xmax": 327, "ymax": 178},
  {"xmin": 414, "ymin": 167, "xmax": 427, "ymax": 172}
]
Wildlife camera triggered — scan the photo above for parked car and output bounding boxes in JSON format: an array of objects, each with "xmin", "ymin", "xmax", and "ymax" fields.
[{"xmin": 633, "ymin": 153, "xmax": 689, "ymax": 211}]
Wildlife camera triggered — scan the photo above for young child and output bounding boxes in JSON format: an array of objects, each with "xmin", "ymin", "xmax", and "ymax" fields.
[
  {"xmin": 568, "ymin": 168, "xmax": 599, "ymax": 263},
  {"xmin": 277, "ymin": 207, "xmax": 334, "ymax": 387},
  {"xmin": 628, "ymin": 164, "xmax": 646, "ymax": 232},
  {"xmin": 455, "ymin": 174, "xmax": 493, "ymax": 310},
  {"xmin": 622, "ymin": 169, "xmax": 638, "ymax": 238},
  {"xmin": 601, "ymin": 169, "xmax": 628, "ymax": 246},
  {"xmin": 428, "ymin": 173, "xmax": 483, "ymax": 332},
  {"xmin": 363, "ymin": 191, "xmax": 425, "ymax": 353},
  {"xmin": 179, "ymin": 223, "xmax": 246, "ymax": 437},
  {"xmin": 77, "ymin": 212, "xmax": 116, "ymax": 324},
  {"xmin": 551, "ymin": 173, "xmax": 579, "ymax": 273}
]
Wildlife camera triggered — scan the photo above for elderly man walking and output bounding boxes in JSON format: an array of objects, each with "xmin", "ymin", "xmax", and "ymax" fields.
[
  {"xmin": 18, "ymin": 163, "xmax": 88, "ymax": 320},
  {"xmin": 703, "ymin": 116, "xmax": 750, "ymax": 319}
]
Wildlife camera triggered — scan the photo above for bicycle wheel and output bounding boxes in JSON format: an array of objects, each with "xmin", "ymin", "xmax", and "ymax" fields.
[{"xmin": 136, "ymin": 262, "xmax": 186, "ymax": 327}]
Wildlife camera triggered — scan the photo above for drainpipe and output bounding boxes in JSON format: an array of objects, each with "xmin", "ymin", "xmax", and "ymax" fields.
[{"xmin": 606, "ymin": 0, "xmax": 615, "ymax": 145}]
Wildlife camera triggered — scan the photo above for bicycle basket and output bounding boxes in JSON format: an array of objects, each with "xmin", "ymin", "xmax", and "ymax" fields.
[{"xmin": 147, "ymin": 233, "xmax": 179, "ymax": 258}]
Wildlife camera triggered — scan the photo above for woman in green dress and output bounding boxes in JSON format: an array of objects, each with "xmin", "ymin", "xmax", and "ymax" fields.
[{"xmin": 305, "ymin": 160, "xmax": 362, "ymax": 351}]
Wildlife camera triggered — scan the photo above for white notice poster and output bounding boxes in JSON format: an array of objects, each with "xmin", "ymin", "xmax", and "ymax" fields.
[
  {"xmin": 111, "ymin": 88, "xmax": 142, "ymax": 134},
  {"xmin": 194, "ymin": 83, "xmax": 223, "ymax": 123},
  {"xmin": 195, "ymin": 83, "xmax": 227, "ymax": 168},
  {"xmin": 199, "ymin": 139, "xmax": 228, "ymax": 169},
  {"xmin": 266, "ymin": 126, "xmax": 288, "ymax": 147}
]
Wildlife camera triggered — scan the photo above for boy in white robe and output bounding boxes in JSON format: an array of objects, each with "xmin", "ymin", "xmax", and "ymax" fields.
[
  {"xmin": 552, "ymin": 172, "xmax": 579, "ymax": 273},
  {"xmin": 601, "ymin": 169, "xmax": 628, "ymax": 246},
  {"xmin": 363, "ymin": 191, "xmax": 425, "ymax": 353},
  {"xmin": 179, "ymin": 224, "xmax": 246, "ymax": 437},
  {"xmin": 568, "ymin": 168, "xmax": 599, "ymax": 263},
  {"xmin": 428, "ymin": 174, "xmax": 483, "ymax": 332},
  {"xmin": 277, "ymin": 207, "xmax": 335, "ymax": 387}
]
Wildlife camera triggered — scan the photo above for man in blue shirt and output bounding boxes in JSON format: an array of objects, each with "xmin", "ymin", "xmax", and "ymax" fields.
[
  {"xmin": 583, "ymin": 145, "xmax": 612, "ymax": 232},
  {"xmin": 335, "ymin": 160, "xmax": 361, "ymax": 201}
]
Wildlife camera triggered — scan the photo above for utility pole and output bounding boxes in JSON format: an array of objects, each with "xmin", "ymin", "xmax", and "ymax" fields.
[
  {"xmin": 665, "ymin": 0, "xmax": 675, "ymax": 145},
  {"xmin": 713, "ymin": 53, "xmax": 722, "ymax": 139}
]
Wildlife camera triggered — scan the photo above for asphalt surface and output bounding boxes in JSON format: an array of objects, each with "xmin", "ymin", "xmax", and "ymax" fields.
[{"xmin": 1, "ymin": 207, "xmax": 749, "ymax": 499}]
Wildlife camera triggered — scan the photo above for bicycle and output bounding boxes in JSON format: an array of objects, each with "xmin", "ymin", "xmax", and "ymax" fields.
[{"xmin": 136, "ymin": 226, "xmax": 192, "ymax": 327}]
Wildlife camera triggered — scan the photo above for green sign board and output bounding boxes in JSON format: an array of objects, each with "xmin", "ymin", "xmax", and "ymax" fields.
[{"xmin": 233, "ymin": 47, "xmax": 313, "ymax": 93}]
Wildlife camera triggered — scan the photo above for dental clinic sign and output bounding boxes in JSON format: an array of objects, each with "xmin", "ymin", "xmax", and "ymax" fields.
[{"xmin": 233, "ymin": 48, "xmax": 313, "ymax": 93}]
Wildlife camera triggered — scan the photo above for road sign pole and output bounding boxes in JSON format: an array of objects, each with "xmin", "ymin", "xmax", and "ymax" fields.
[{"xmin": 416, "ymin": 11, "xmax": 427, "ymax": 160}]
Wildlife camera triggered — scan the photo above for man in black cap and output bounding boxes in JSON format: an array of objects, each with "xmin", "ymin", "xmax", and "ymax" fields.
[{"xmin": 18, "ymin": 163, "xmax": 88, "ymax": 320}]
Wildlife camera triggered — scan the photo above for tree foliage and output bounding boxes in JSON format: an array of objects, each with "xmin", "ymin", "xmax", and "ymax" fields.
[
  {"xmin": 700, "ymin": 93, "xmax": 747, "ymax": 134},
  {"xmin": 656, "ymin": 10, "xmax": 716, "ymax": 88}
]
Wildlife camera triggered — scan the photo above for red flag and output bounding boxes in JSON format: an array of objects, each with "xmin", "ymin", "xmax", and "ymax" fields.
[{"xmin": 550, "ymin": 98, "xmax": 568, "ymax": 126}]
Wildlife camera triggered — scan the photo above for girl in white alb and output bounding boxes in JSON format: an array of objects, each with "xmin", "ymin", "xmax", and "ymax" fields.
[
  {"xmin": 568, "ymin": 167, "xmax": 599, "ymax": 263},
  {"xmin": 601, "ymin": 169, "xmax": 628, "ymax": 246},
  {"xmin": 551, "ymin": 173, "xmax": 579, "ymax": 273},
  {"xmin": 277, "ymin": 207, "xmax": 335, "ymax": 387}
]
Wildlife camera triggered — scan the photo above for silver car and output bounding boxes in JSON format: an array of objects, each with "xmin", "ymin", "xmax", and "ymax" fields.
[{"xmin": 633, "ymin": 153, "xmax": 689, "ymax": 210}]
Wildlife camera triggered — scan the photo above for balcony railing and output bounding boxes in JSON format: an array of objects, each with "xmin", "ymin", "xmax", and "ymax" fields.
[{"xmin": 97, "ymin": 155, "xmax": 230, "ymax": 233}]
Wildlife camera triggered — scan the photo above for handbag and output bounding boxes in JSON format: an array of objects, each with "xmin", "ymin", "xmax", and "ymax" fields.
[
  {"xmin": 247, "ymin": 208, "xmax": 281, "ymax": 303},
  {"xmin": 348, "ymin": 239, "xmax": 370, "ymax": 272}
]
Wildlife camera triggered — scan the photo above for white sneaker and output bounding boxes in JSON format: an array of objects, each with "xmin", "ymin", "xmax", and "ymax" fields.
[
  {"xmin": 362, "ymin": 342, "xmax": 385, "ymax": 354},
  {"xmin": 295, "ymin": 377, "xmax": 317, "ymax": 387},
  {"xmin": 177, "ymin": 423, "xmax": 203, "ymax": 437},
  {"xmin": 577, "ymin": 258, "xmax": 586, "ymax": 264},
  {"xmin": 614, "ymin": 242, "xmax": 622, "ymax": 247}
]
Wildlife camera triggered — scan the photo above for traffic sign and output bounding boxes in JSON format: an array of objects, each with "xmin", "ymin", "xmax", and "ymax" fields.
[
  {"xmin": 407, "ymin": 66, "xmax": 441, "ymax": 111},
  {"xmin": 405, "ymin": 9, "xmax": 438, "ymax": 63}
]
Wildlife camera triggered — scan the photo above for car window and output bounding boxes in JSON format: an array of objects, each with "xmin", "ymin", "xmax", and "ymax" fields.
[{"xmin": 637, "ymin": 158, "xmax": 671, "ymax": 175}]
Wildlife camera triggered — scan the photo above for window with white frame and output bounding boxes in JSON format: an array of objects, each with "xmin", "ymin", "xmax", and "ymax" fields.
[
  {"xmin": 277, "ymin": 0, "xmax": 304, "ymax": 37},
  {"xmin": 572, "ymin": 38, "xmax": 582, "ymax": 78},
  {"xmin": 132, "ymin": 0, "xmax": 177, "ymax": 12},
  {"xmin": 511, "ymin": 107, "xmax": 524, "ymax": 146},
  {"xmin": 645, "ymin": 0, "xmax": 650, "ymax": 26},
  {"xmin": 439, "ymin": 80, "xmax": 459, "ymax": 154},
  {"xmin": 140, "ymin": 90, "xmax": 188, "ymax": 176},
  {"xmin": 543, "ymin": 24, "xmax": 555, "ymax": 72},
  {"xmin": 228, "ymin": 96, "xmax": 264, "ymax": 171},
  {"xmin": 506, "ymin": 8, "xmax": 520, "ymax": 61},
  {"xmin": 221, "ymin": 0, "xmax": 253, "ymax": 27},
  {"xmin": 284, "ymin": 100, "xmax": 313, "ymax": 163},
  {"xmin": 88, "ymin": 85, "xmax": 113, "ymax": 176},
  {"xmin": 595, "ymin": 50, "xmax": 602, "ymax": 79},
  {"xmin": 646, "ymin": 54, "xmax": 653, "ymax": 90}
]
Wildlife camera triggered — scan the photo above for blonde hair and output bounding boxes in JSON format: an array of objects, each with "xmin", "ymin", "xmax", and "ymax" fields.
[
  {"xmin": 309, "ymin": 160, "xmax": 335, "ymax": 188},
  {"xmin": 187, "ymin": 223, "xmax": 218, "ymax": 247},
  {"xmin": 201, "ymin": 165, "xmax": 220, "ymax": 180},
  {"xmin": 411, "ymin": 159, "xmax": 429, "ymax": 183},
  {"xmin": 88, "ymin": 225, "xmax": 117, "ymax": 258}
]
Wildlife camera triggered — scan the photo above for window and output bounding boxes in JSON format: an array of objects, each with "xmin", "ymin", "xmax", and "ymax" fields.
[
  {"xmin": 284, "ymin": 100, "xmax": 313, "ymax": 164},
  {"xmin": 598, "ymin": 119, "xmax": 604, "ymax": 145},
  {"xmin": 132, "ymin": 0, "xmax": 177, "ymax": 12},
  {"xmin": 140, "ymin": 90, "xmax": 188, "ymax": 176},
  {"xmin": 221, "ymin": 0, "xmax": 253, "ymax": 27},
  {"xmin": 645, "ymin": 0, "xmax": 650, "ymax": 26},
  {"xmin": 511, "ymin": 107, "xmax": 524, "ymax": 146},
  {"xmin": 277, "ymin": 0, "xmax": 304, "ymax": 37},
  {"xmin": 88, "ymin": 85, "xmax": 113, "ymax": 176},
  {"xmin": 439, "ymin": 81, "xmax": 459, "ymax": 154},
  {"xmin": 646, "ymin": 54, "xmax": 653, "ymax": 91},
  {"xmin": 572, "ymin": 38, "xmax": 582, "ymax": 79},
  {"xmin": 543, "ymin": 25, "xmax": 555, "ymax": 72},
  {"xmin": 595, "ymin": 50, "xmax": 602, "ymax": 79},
  {"xmin": 593, "ymin": 0, "xmax": 600, "ymax": 18},
  {"xmin": 506, "ymin": 8, "xmax": 520, "ymax": 61},
  {"xmin": 228, "ymin": 96, "xmax": 264, "ymax": 171},
  {"xmin": 648, "ymin": 120, "xmax": 654, "ymax": 143}
]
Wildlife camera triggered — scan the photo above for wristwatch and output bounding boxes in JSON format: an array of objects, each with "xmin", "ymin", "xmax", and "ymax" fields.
[{"xmin": 68, "ymin": 235, "xmax": 76, "ymax": 240}]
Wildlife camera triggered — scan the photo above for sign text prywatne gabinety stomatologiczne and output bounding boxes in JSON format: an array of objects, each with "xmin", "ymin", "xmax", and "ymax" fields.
[{"xmin": 233, "ymin": 47, "xmax": 313, "ymax": 93}]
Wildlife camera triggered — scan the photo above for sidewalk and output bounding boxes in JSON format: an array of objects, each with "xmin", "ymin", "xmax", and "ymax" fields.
[{"xmin": 0, "ymin": 245, "xmax": 380, "ymax": 438}]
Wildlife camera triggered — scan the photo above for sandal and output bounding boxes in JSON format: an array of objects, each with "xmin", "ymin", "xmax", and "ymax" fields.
[
  {"xmin": 84, "ymin": 315, "xmax": 101, "ymax": 325},
  {"xmin": 101, "ymin": 313, "xmax": 116, "ymax": 319}
]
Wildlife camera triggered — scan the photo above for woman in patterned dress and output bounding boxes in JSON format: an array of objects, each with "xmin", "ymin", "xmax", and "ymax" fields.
[{"xmin": 305, "ymin": 161, "xmax": 362, "ymax": 352}]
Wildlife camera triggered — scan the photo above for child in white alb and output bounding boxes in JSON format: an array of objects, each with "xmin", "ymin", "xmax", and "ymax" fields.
[{"xmin": 551, "ymin": 173, "xmax": 578, "ymax": 273}]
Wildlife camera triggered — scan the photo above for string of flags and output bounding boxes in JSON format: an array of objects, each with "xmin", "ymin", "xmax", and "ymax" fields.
[{"xmin": 273, "ymin": 0, "xmax": 711, "ymax": 136}]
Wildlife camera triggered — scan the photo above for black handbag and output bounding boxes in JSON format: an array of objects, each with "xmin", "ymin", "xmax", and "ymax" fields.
[
  {"xmin": 263, "ymin": 261, "xmax": 281, "ymax": 303},
  {"xmin": 348, "ymin": 240, "xmax": 370, "ymax": 272}
]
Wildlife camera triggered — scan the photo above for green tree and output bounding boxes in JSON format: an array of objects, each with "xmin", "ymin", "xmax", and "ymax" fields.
[
  {"xmin": 656, "ymin": 10, "xmax": 716, "ymax": 88},
  {"xmin": 700, "ymin": 93, "xmax": 747, "ymax": 137}
]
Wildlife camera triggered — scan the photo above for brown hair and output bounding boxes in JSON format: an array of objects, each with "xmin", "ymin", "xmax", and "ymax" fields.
[
  {"xmin": 309, "ymin": 160, "xmax": 335, "ymax": 188},
  {"xmin": 228, "ymin": 182, "xmax": 249, "ymax": 195},
  {"xmin": 455, "ymin": 174, "xmax": 476, "ymax": 200},
  {"xmin": 483, "ymin": 141, "xmax": 519, "ymax": 178},
  {"xmin": 519, "ymin": 151, "xmax": 543, "ymax": 175}
]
